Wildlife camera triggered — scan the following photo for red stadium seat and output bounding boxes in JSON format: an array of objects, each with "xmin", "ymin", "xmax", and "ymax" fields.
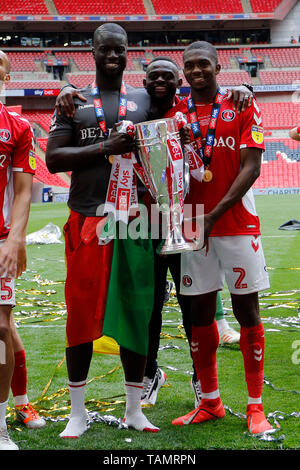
[
  {"xmin": 53, "ymin": 0, "xmax": 146, "ymax": 14},
  {"xmin": 259, "ymin": 70, "xmax": 300, "ymax": 85},
  {"xmin": 0, "ymin": 0, "xmax": 48, "ymax": 14},
  {"xmin": 151, "ymin": 0, "xmax": 243, "ymax": 14},
  {"xmin": 252, "ymin": 47, "xmax": 300, "ymax": 68},
  {"xmin": 250, "ymin": 0, "xmax": 281, "ymax": 13}
]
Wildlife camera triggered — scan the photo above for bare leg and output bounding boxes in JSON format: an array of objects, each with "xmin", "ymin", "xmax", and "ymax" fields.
[{"xmin": 0, "ymin": 306, "xmax": 14, "ymax": 403}]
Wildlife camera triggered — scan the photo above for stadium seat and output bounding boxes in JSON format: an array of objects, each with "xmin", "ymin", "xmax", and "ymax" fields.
[
  {"xmin": 252, "ymin": 47, "xmax": 300, "ymax": 68},
  {"xmin": 151, "ymin": 0, "xmax": 243, "ymax": 14},
  {"xmin": 0, "ymin": 0, "xmax": 48, "ymax": 14},
  {"xmin": 53, "ymin": 0, "xmax": 146, "ymax": 14},
  {"xmin": 22, "ymin": 110, "xmax": 53, "ymax": 133},
  {"xmin": 257, "ymin": 102, "xmax": 300, "ymax": 130},
  {"xmin": 34, "ymin": 153, "xmax": 70, "ymax": 188},
  {"xmin": 259, "ymin": 70, "xmax": 300, "ymax": 85},
  {"xmin": 254, "ymin": 144, "xmax": 300, "ymax": 189},
  {"xmin": 6, "ymin": 52, "xmax": 46, "ymax": 72},
  {"xmin": 250, "ymin": 0, "xmax": 281, "ymax": 13}
]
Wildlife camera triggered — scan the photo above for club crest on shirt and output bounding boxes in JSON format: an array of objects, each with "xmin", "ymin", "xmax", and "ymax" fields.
[
  {"xmin": 0, "ymin": 129, "xmax": 11, "ymax": 142},
  {"xmin": 251, "ymin": 125, "xmax": 264, "ymax": 144},
  {"xmin": 221, "ymin": 110, "xmax": 235, "ymax": 122},
  {"xmin": 127, "ymin": 101, "xmax": 138, "ymax": 112},
  {"xmin": 182, "ymin": 275, "xmax": 192, "ymax": 287}
]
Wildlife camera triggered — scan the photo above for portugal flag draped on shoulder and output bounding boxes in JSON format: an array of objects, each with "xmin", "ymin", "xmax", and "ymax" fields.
[
  {"xmin": 101, "ymin": 223, "xmax": 154, "ymax": 357},
  {"xmin": 64, "ymin": 210, "xmax": 154, "ymax": 356}
]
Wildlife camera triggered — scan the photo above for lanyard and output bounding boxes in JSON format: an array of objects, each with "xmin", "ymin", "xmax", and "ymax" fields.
[
  {"xmin": 91, "ymin": 80, "xmax": 127, "ymax": 137},
  {"xmin": 187, "ymin": 87, "xmax": 224, "ymax": 167}
]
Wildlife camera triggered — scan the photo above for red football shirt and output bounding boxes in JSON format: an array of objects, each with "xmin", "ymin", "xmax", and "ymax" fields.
[
  {"xmin": 166, "ymin": 95, "xmax": 265, "ymax": 236},
  {"xmin": 0, "ymin": 103, "xmax": 35, "ymax": 239}
]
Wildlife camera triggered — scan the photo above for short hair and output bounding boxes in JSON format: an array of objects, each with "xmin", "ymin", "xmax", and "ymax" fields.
[
  {"xmin": 0, "ymin": 51, "xmax": 10, "ymax": 73},
  {"xmin": 93, "ymin": 23, "xmax": 128, "ymax": 45},
  {"xmin": 183, "ymin": 41, "xmax": 218, "ymax": 63},
  {"xmin": 147, "ymin": 56, "xmax": 179, "ymax": 70}
]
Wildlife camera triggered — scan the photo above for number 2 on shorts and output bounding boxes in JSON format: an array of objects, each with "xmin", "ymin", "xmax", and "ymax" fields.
[{"xmin": 233, "ymin": 267, "xmax": 248, "ymax": 289}]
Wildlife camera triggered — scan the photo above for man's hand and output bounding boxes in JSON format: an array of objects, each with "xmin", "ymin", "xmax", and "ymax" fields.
[
  {"xmin": 104, "ymin": 123, "xmax": 136, "ymax": 156},
  {"xmin": 227, "ymin": 85, "xmax": 254, "ymax": 114},
  {"xmin": 0, "ymin": 239, "xmax": 26, "ymax": 279},
  {"xmin": 55, "ymin": 87, "xmax": 87, "ymax": 118},
  {"xmin": 179, "ymin": 125, "xmax": 191, "ymax": 146}
]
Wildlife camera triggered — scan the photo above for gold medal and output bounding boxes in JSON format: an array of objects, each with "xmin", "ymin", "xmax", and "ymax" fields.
[
  {"xmin": 108, "ymin": 155, "xmax": 114, "ymax": 164},
  {"xmin": 203, "ymin": 169, "xmax": 213, "ymax": 182}
]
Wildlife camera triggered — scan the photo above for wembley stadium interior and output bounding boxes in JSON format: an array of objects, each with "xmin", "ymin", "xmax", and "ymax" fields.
[{"xmin": 0, "ymin": 0, "xmax": 299, "ymax": 202}]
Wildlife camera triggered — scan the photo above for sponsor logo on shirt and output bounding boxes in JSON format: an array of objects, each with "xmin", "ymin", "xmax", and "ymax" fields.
[
  {"xmin": 251, "ymin": 125, "xmax": 264, "ymax": 144},
  {"xmin": 29, "ymin": 150, "xmax": 36, "ymax": 170},
  {"xmin": 221, "ymin": 109, "xmax": 236, "ymax": 122},
  {"xmin": 0, "ymin": 129, "xmax": 11, "ymax": 142},
  {"xmin": 192, "ymin": 136, "xmax": 236, "ymax": 151}
]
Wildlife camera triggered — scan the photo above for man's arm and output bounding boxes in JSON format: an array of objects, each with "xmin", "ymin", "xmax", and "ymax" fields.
[
  {"xmin": 46, "ymin": 126, "xmax": 136, "ymax": 174},
  {"xmin": 203, "ymin": 147, "xmax": 262, "ymax": 242},
  {"xmin": 289, "ymin": 127, "xmax": 300, "ymax": 142},
  {"xmin": 0, "ymin": 172, "xmax": 33, "ymax": 278}
]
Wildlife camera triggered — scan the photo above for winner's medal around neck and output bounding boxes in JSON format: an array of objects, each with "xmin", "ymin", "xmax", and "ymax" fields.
[
  {"xmin": 203, "ymin": 168, "xmax": 213, "ymax": 182},
  {"xmin": 187, "ymin": 87, "xmax": 224, "ymax": 183}
]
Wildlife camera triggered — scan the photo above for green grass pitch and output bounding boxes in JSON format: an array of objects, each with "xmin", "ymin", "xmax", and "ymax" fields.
[{"xmin": 6, "ymin": 195, "xmax": 300, "ymax": 451}]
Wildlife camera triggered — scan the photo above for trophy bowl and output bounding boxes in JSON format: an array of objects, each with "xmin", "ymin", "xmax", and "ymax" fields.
[{"xmin": 135, "ymin": 117, "xmax": 192, "ymax": 255}]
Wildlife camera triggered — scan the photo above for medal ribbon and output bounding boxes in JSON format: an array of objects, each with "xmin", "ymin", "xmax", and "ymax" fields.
[
  {"xmin": 187, "ymin": 87, "xmax": 225, "ymax": 167},
  {"xmin": 91, "ymin": 80, "xmax": 127, "ymax": 136},
  {"xmin": 92, "ymin": 81, "xmax": 137, "ymax": 223}
]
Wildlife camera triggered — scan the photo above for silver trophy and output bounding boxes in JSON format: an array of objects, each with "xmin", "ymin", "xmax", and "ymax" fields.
[{"xmin": 135, "ymin": 117, "xmax": 192, "ymax": 254}]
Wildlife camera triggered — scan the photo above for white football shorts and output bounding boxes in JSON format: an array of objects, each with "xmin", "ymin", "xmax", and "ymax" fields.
[
  {"xmin": 0, "ymin": 277, "xmax": 15, "ymax": 306},
  {"xmin": 180, "ymin": 235, "xmax": 270, "ymax": 296}
]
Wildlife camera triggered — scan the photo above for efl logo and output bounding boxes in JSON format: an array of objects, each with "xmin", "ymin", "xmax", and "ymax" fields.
[
  {"xmin": 221, "ymin": 110, "xmax": 236, "ymax": 122},
  {"xmin": 0, "ymin": 129, "xmax": 11, "ymax": 142}
]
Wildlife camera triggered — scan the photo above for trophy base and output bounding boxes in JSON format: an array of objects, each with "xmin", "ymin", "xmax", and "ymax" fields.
[{"xmin": 160, "ymin": 243, "xmax": 194, "ymax": 255}]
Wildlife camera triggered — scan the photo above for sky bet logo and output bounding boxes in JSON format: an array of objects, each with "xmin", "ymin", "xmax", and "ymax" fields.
[
  {"xmin": 96, "ymin": 108, "xmax": 104, "ymax": 118},
  {"xmin": 191, "ymin": 122, "xmax": 199, "ymax": 133},
  {"xmin": 206, "ymin": 134, "xmax": 214, "ymax": 146}
]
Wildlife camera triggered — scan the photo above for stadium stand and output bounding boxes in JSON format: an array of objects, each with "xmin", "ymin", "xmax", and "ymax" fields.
[
  {"xmin": 53, "ymin": 0, "xmax": 146, "ymax": 14},
  {"xmin": 34, "ymin": 153, "xmax": 70, "ymax": 188},
  {"xmin": 258, "ymin": 102, "xmax": 300, "ymax": 130},
  {"xmin": 251, "ymin": 47, "xmax": 300, "ymax": 68},
  {"xmin": 5, "ymin": 81, "xmax": 61, "ymax": 89},
  {"xmin": 66, "ymin": 70, "xmax": 251, "ymax": 88},
  {"xmin": 6, "ymin": 52, "xmax": 47, "ymax": 72},
  {"xmin": 151, "ymin": 0, "xmax": 243, "ymax": 14},
  {"xmin": 250, "ymin": 0, "xmax": 281, "ymax": 13},
  {"xmin": 253, "ymin": 150, "xmax": 300, "ymax": 189},
  {"xmin": 0, "ymin": 0, "xmax": 299, "ymax": 196},
  {"xmin": 0, "ymin": 0, "xmax": 48, "ymax": 14},
  {"xmin": 259, "ymin": 70, "xmax": 300, "ymax": 85},
  {"xmin": 22, "ymin": 110, "xmax": 53, "ymax": 133}
]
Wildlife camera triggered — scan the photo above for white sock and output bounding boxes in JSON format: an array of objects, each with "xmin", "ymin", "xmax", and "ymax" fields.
[
  {"xmin": 14, "ymin": 394, "xmax": 29, "ymax": 407},
  {"xmin": 217, "ymin": 319, "xmax": 229, "ymax": 334},
  {"xmin": 202, "ymin": 389, "xmax": 220, "ymax": 401},
  {"xmin": 124, "ymin": 382, "xmax": 159, "ymax": 432},
  {"xmin": 59, "ymin": 380, "xmax": 88, "ymax": 438},
  {"xmin": 0, "ymin": 399, "xmax": 8, "ymax": 429},
  {"xmin": 248, "ymin": 396, "xmax": 262, "ymax": 405}
]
